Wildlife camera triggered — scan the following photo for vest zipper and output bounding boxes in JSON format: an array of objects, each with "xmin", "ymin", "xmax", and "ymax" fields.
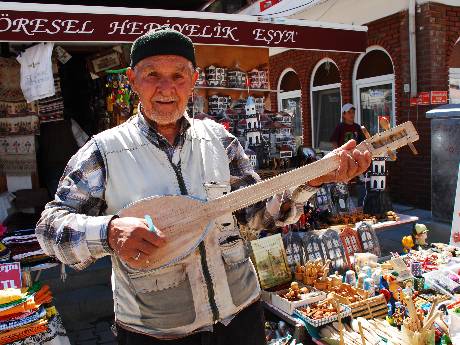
[{"xmin": 169, "ymin": 159, "xmax": 220, "ymax": 322}]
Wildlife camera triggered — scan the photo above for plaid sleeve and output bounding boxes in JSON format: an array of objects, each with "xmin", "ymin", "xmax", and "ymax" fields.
[
  {"xmin": 223, "ymin": 135, "xmax": 317, "ymax": 232},
  {"xmin": 36, "ymin": 138, "xmax": 113, "ymax": 270}
]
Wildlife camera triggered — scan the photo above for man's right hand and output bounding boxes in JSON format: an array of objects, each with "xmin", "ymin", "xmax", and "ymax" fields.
[{"xmin": 108, "ymin": 217, "xmax": 166, "ymax": 270}]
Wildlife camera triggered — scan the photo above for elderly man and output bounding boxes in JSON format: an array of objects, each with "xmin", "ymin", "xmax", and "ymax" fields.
[{"xmin": 36, "ymin": 30, "xmax": 371, "ymax": 345}]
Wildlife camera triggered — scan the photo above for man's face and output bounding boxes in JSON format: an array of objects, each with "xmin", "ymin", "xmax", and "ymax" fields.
[
  {"xmin": 342, "ymin": 108, "xmax": 355, "ymax": 124},
  {"xmin": 127, "ymin": 55, "xmax": 198, "ymax": 126}
]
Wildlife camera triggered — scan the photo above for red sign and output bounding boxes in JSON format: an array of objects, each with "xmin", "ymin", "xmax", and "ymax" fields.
[
  {"xmin": 0, "ymin": 262, "xmax": 21, "ymax": 290},
  {"xmin": 430, "ymin": 91, "xmax": 448, "ymax": 105},
  {"xmin": 0, "ymin": 8, "xmax": 367, "ymax": 52},
  {"xmin": 410, "ymin": 98, "xmax": 418, "ymax": 107},
  {"xmin": 417, "ymin": 92, "xmax": 430, "ymax": 105},
  {"xmin": 260, "ymin": 0, "xmax": 282, "ymax": 12}
]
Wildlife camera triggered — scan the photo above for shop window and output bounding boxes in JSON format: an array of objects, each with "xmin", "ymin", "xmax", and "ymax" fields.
[
  {"xmin": 354, "ymin": 47, "xmax": 395, "ymax": 135},
  {"xmin": 277, "ymin": 69, "xmax": 302, "ymax": 148},
  {"xmin": 449, "ymin": 40, "xmax": 460, "ymax": 104},
  {"xmin": 311, "ymin": 59, "xmax": 341, "ymax": 150}
]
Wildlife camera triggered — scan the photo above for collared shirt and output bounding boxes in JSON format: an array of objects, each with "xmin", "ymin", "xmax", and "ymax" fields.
[{"xmin": 36, "ymin": 113, "xmax": 314, "ymax": 270}]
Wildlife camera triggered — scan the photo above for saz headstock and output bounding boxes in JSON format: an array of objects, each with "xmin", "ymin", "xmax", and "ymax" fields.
[{"xmin": 357, "ymin": 121, "xmax": 419, "ymax": 157}]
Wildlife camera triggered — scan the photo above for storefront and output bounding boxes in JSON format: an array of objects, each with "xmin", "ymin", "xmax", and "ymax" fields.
[
  {"xmin": 267, "ymin": 0, "xmax": 460, "ymax": 210},
  {"xmin": 0, "ymin": 2, "xmax": 370, "ymax": 343}
]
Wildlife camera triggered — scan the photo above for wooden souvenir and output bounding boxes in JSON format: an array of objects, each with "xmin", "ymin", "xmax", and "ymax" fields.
[
  {"xmin": 119, "ymin": 122, "xmax": 419, "ymax": 271},
  {"xmin": 87, "ymin": 48, "xmax": 126, "ymax": 76},
  {"xmin": 302, "ymin": 231, "xmax": 325, "ymax": 262},
  {"xmin": 320, "ymin": 229, "xmax": 347, "ymax": 271},
  {"xmin": 357, "ymin": 222, "xmax": 381, "ymax": 257},
  {"xmin": 283, "ymin": 232, "xmax": 307, "ymax": 271},
  {"xmin": 339, "ymin": 227, "xmax": 363, "ymax": 267}
]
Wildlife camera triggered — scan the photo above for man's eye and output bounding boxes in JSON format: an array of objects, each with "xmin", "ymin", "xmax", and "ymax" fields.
[
  {"xmin": 147, "ymin": 71, "xmax": 159, "ymax": 77},
  {"xmin": 173, "ymin": 74, "xmax": 185, "ymax": 80}
]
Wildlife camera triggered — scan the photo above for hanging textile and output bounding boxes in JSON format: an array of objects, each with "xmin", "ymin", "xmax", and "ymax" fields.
[{"xmin": 16, "ymin": 43, "xmax": 55, "ymax": 103}]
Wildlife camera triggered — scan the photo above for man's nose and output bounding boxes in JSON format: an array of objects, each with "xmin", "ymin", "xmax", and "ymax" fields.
[{"xmin": 157, "ymin": 77, "xmax": 174, "ymax": 91}]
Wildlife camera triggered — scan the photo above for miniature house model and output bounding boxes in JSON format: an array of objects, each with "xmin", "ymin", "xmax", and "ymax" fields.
[
  {"xmin": 370, "ymin": 156, "xmax": 387, "ymax": 190},
  {"xmin": 244, "ymin": 148, "xmax": 258, "ymax": 169},
  {"xmin": 205, "ymin": 65, "xmax": 227, "ymax": 87},
  {"xmin": 195, "ymin": 67, "xmax": 207, "ymax": 86},
  {"xmin": 227, "ymin": 69, "xmax": 247, "ymax": 89},
  {"xmin": 244, "ymin": 96, "xmax": 261, "ymax": 149}
]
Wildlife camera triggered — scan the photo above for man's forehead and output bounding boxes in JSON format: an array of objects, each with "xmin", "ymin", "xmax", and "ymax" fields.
[{"xmin": 136, "ymin": 55, "xmax": 192, "ymax": 70}]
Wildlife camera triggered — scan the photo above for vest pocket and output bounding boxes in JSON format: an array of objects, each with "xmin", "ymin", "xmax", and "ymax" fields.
[
  {"xmin": 128, "ymin": 264, "xmax": 196, "ymax": 330},
  {"xmin": 221, "ymin": 239, "xmax": 258, "ymax": 307}
]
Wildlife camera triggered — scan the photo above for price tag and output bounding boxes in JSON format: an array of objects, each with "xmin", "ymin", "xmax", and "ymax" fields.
[{"xmin": 0, "ymin": 262, "xmax": 22, "ymax": 290}]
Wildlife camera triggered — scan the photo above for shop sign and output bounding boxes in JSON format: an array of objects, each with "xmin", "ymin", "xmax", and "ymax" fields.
[
  {"xmin": 450, "ymin": 165, "xmax": 460, "ymax": 247},
  {"xmin": 410, "ymin": 98, "xmax": 418, "ymax": 107},
  {"xmin": 0, "ymin": 262, "xmax": 21, "ymax": 289},
  {"xmin": 430, "ymin": 91, "xmax": 448, "ymax": 105},
  {"xmin": 0, "ymin": 8, "xmax": 367, "ymax": 52},
  {"xmin": 417, "ymin": 92, "xmax": 430, "ymax": 105},
  {"xmin": 260, "ymin": 0, "xmax": 282, "ymax": 12}
]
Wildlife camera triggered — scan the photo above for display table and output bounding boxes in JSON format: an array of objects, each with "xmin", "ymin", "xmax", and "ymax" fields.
[
  {"xmin": 9, "ymin": 315, "xmax": 70, "ymax": 345},
  {"xmin": 370, "ymin": 213, "xmax": 419, "ymax": 231},
  {"xmin": 262, "ymin": 300, "xmax": 308, "ymax": 343}
]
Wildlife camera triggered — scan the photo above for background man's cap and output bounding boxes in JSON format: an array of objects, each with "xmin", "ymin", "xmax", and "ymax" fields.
[
  {"xmin": 341, "ymin": 103, "xmax": 355, "ymax": 113},
  {"xmin": 414, "ymin": 223, "xmax": 429, "ymax": 234},
  {"xmin": 130, "ymin": 29, "xmax": 196, "ymax": 68}
]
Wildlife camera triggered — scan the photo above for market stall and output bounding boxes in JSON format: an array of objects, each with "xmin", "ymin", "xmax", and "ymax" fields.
[{"xmin": 0, "ymin": 1, "xmax": 370, "ymax": 342}]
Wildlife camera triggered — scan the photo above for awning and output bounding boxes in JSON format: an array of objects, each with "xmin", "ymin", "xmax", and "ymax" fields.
[{"xmin": 0, "ymin": 1, "xmax": 367, "ymax": 53}]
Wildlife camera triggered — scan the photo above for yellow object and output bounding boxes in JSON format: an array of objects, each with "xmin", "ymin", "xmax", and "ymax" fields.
[
  {"xmin": 46, "ymin": 306, "xmax": 57, "ymax": 318},
  {"xmin": 402, "ymin": 235, "xmax": 414, "ymax": 252},
  {"xmin": 0, "ymin": 288, "xmax": 24, "ymax": 305}
]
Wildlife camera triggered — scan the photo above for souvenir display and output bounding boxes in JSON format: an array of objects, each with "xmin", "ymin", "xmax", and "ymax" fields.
[
  {"xmin": 295, "ymin": 298, "xmax": 352, "ymax": 327},
  {"xmin": 356, "ymin": 222, "xmax": 381, "ymax": 257},
  {"xmin": 205, "ymin": 65, "xmax": 227, "ymax": 87},
  {"xmin": 250, "ymin": 234, "xmax": 291, "ymax": 290},
  {"xmin": 339, "ymin": 227, "xmax": 363, "ymax": 267},
  {"xmin": 36, "ymin": 63, "xmax": 64, "ymax": 123},
  {"xmin": 195, "ymin": 67, "xmax": 207, "ymax": 86},
  {"xmin": 1, "ymin": 229, "xmax": 56, "ymax": 268},
  {"xmin": 320, "ymin": 229, "xmax": 347, "ymax": 271},
  {"xmin": 0, "ymin": 116, "xmax": 39, "ymax": 136},
  {"xmin": 105, "ymin": 70, "xmax": 135, "ymax": 126},
  {"xmin": 0, "ymin": 282, "xmax": 69, "ymax": 344},
  {"xmin": 207, "ymin": 95, "xmax": 232, "ymax": 116},
  {"xmin": 227, "ymin": 68, "xmax": 247, "ymax": 89},
  {"xmin": 248, "ymin": 67, "xmax": 269, "ymax": 89},
  {"xmin": 271, "ymin": 282, "xmax": 326, "ymax": 314}
]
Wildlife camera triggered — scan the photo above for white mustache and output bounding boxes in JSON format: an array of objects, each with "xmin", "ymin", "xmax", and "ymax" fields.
[{"xmin": 153, "ymin": 98, "xmax": 177, "ymax": 102}]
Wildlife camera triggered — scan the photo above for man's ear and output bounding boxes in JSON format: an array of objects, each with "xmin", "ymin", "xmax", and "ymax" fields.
[
  {"xmin": 126, "ymin": 67, "xmax": 136, "ymax": 93},
  {"xmin": 192, "ymin": 70, "xmax": 199, "ymax": 85}
]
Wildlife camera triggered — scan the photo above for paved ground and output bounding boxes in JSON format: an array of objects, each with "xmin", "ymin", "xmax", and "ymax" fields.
[
  {"xmin": 46, "ymin": 203, "xmax": 452, "ymax": 344},
  {"xmin": 65, "ymin": 317, "xmax": 116, "ymax": 345}
]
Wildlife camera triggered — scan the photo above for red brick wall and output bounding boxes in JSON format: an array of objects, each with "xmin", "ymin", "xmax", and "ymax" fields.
[{"xmin": 269, "ymin": 3, "xmax": 460, "ymax": 210}]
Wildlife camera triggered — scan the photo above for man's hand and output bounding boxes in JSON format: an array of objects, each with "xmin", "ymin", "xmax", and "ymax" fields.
[
  {"xmin": 308, "ymin": 140, "xmax": 372, "ymax": 187},
  {"xmin": 108, "ymin": 217, "xmax": 166, "ymax": 270}
]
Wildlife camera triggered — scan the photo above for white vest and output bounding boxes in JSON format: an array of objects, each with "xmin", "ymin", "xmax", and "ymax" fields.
[{"xmin": 94, "ymin": 116, "xmax": 260, "ymax": 338}]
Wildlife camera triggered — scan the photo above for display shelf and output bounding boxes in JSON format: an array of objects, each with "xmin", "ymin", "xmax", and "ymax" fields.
[{"xmin": 195, "ymin": 86, "xmax": 275, "ymax": 93}]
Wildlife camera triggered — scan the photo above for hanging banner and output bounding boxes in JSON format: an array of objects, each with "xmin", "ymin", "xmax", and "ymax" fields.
[
  {"xmin": 410, "ymin": 98, "xmax": 418, "ymax": 107},
  {"xmin": 450, "ymin": 165, "xmax": 460, "ymax": 246},
  {"xmin": 0, "ymin": 5, "xmax": 367, "ymax": 52},
  {"xmin": 430, "ymin": 91, "xmax": 448, "ymax": 105}
]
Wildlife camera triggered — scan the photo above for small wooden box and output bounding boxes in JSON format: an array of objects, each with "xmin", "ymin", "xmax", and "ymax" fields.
[{"xmin": 271, "ymin": 288, "xmax": 326, "ymax": 315}]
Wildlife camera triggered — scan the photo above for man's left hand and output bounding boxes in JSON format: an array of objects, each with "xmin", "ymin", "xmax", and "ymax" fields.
[{"xmin": 308, "ymin": 140, "xmax": 372, "ymax": 187}]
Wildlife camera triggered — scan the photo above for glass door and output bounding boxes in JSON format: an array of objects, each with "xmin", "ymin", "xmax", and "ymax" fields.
[{"xmin": 312, "ymin": 87, "xmax": 341, "ymax": 150}]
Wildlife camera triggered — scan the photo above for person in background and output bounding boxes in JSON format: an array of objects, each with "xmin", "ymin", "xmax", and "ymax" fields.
[
  {"xmin": 330, "ymin": 103, "xmax": 367, "ymax": 207},
  {"xmin": 330, "ymin": 103, "xmax": 366, "ymax": 149}
]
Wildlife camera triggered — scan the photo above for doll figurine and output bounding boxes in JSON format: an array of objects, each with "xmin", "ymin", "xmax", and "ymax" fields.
[{"xmin": 413, "ymin": 223, "xmax": 429, "ymax": 249}]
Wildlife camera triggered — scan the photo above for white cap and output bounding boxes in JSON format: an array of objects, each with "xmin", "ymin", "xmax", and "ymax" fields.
[{"xmin": 341, "ymin": 103, "xmax": 355, "ymax": 113}]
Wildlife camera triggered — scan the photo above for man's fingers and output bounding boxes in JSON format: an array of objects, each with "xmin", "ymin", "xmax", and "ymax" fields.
[
  {"xmin": 140, "ymin": 226, "xmax": 167, "ymax": 248},
  {"xmin": 343, "ymin": 151, "xmax": 358, "ymax": 181},
  {"xmin": 339, "ymin": 139, "xmax": 357, "ymax": 151},
  {"xmin": 133, "ymin": 239, "xmax": 157, "ymax": 256}
]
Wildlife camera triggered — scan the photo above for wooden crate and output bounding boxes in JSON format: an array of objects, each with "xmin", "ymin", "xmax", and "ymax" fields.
[{"xmin": 349, "ymin": 294, "xmax": 388, "ymax": 319}]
